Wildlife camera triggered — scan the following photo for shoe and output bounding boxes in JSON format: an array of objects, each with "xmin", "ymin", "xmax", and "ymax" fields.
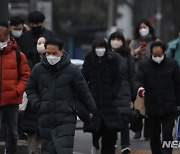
[
  {"xmin": 133, "ymin": 131, "xmax": 141, "ymax": 139},
  {"xmin": 91, "ymin": 146, "xmax": 100, "ymax": 154},
  {"xmin": 121, "ymin": 147, "xmax": 131, "ymax": 154}
]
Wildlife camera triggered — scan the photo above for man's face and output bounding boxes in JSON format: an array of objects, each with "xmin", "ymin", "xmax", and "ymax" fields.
[
  {"xmin": 11, "ymin": 23, "xmax": 24, "ymax": 31},
  {"xmin": 45, "ymin": 44, "xmax": 63, "ymax": 57},
  {"xmin": 30, "ymin": 22, "xmax": 43, "ymax": 28},
  {"xmin": 152, "ymin": 46, "xmax": 164, "ymax": 57}
]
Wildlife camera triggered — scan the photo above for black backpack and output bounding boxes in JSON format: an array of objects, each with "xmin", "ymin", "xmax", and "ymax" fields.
[{"xmin": 16, "ymin": 47, "xmax": 21, "ymax": 80}]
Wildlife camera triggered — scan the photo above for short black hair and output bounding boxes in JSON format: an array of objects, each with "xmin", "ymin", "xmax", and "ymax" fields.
[
  {"xmin": 150, "ymin": 41, "xmax": 167, "ymax": 53},
  {"xmin": 9, "ymin": 16, "xmax": 24, "ymax": 26},
  {"xmin": 28, "ymin": 11, "xmax": 45, "ymax": 23},
  {"xmin": 45, "ymin": 38, "xmax": 64, "ymax": 50},
  {"xmin": 0, "ymin": 22, "xmax": 9, "ymax": 28}
]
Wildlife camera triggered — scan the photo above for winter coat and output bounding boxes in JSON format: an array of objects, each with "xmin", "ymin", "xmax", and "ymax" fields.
[
  {"xmin": 166, "ymin": 36, "xmax": 180, "ymax": 66},
  {"xmin": 19, "ymin": 28, "xmax": 55, "ymax": 134},
  {"xmin": 82, "ymin": 51, "xmax": 125, "ymax": 132},
  {"xmin": 130, "ymin": 35, "xmax": 156, "ymax": 70},
  {"xmin": 0, "ymin": 38, "xmax": 30, "ymax": 106},
  {"xmin": 114, "ymin": 48, "xmax": 136, "ymax": 113},
  {"xmin": 26, "ymin": 53, "xmax": 96, "ymax": 154},
  {"xmin": 18, "ymin": 28, "xmax": 56, "ymax": 69},
  {"xmin": 134, "ymin": 56, "xmax": 180, "ymax": 116}
]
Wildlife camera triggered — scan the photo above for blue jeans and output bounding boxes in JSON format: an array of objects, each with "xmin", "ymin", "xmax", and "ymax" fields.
[{"xmin": 0, "ymin": 105, "xmax": 19, "ymax": 154}]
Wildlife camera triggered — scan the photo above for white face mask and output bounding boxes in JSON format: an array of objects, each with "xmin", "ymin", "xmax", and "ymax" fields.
[
  {"xmin": 0, "ymin": 42, "xmax": 8, "ymax": 50},
  {"xmin": 46, "ymin": 55, "xmax": 61, "ymax": 65},
  {"xmin": 37, "ymin": 44, "xmax": 46, "ymax": 54},
  {"xmin": 152, "ymin": 55, "xmax": 164, "ymax": 64},
  {"xmin": 95, "ymin": 48, "xmax": 106, "ymax": 57},
  {"xmin": 110, "ymin": 40, "xmax": 123, "ymax": 49},
  {"xmin": 139, "ymin": 28, "xmax": 149, "ymax": 37},
  {"xmin": 11, "ymin": 29, "xmax": 23, "ymax": 38}
]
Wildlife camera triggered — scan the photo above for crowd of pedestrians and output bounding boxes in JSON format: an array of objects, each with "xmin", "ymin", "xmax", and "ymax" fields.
[{"xmin": 0, "ymin": 10, "xmax": 179, "ymax": 154}]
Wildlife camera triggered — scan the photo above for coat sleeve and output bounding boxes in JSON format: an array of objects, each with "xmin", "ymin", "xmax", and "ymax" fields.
[
  {"xmin": 71, "ymin": 66, "xmax": 97, "ymax": 113},
  {"xmin": 16, "ymin": 52, "xmax": 30, "ymax": 96},
  {"xmin": 111, "ymin": 54, "xmax": 122, "ymax": 97},
  {"xmin": 25, "ymin": 65, "xmax": 41, "ymax": 112},
  {"xmin": 128, "ymin": 55, "xmax": 136, "ymax": 101},
  {"xmin": 173, "ymin": 61, "xmax": 180, "ymax": 106},
  {"xmin": 134, "ymin": 62, "xmax": 145, "ymax": 94}
]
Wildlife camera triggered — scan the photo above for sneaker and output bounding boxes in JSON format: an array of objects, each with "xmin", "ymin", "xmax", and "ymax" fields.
[
  {"xmin": 121, "ymin": 147, "xmax": 131, "ymax": 154},
  {"xmin": 133, "ymin": 131, "xmax": 141, "ymax": 139},
  {"xmin": 91, "ymin": 146, "xmax": 100, "ymax": 154}
]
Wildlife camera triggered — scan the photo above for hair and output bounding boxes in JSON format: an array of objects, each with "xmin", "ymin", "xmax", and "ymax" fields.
[
  {"xmin": 0, "ymin": 26, "xmax": 10, "ymax": 38},
  {"xmin": 44, "ymin": 38, "xmax": 64, "ymax": 50},
  {"xmin": 0, "ymin": 22, "xmax": 9, "ymax": 28},
  {"xmin": 9, "ymin": 17, "xmax": 24, "ymax": 26},
  {"xmin": 150, "ymin": 41, "xmax": 167, "ymax": 53},
  {"xmin": 108, "ymin": 31, "xmax": 125, "ymax": 46},
  {"xmin": 108, "ymin": 31, "xmax": 130, "ymax": 56},
  {"xmin": 92, "ymin": 37, "xmax": 109, "ymax": 52},
  {"xmin": 28, "ymin": 11, "xmax": 45, "ymax": 23},
  {"xmin": 134, "ymin": 18, "xmax": 157, "ymax": 40}
]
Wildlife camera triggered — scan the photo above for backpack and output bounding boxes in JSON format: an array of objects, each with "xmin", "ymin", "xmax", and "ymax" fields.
[{"xmin": 16, "ymin": 47, "xmax": 21, "ymax": 80}]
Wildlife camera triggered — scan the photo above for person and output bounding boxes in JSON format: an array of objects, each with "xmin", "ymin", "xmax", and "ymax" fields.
[
  {"xmin": 22, "ymin": 37, "xmax": 46, "ymax": 154},
  {"xmin": 0, "ymin": 24, "xmax": 30, "ymax": 154},
  {"xmin": 18, "ymin": 11, "xmax": 56, "ymax": 69},
  {"xmin": 129, "ymin": 18, "xmax": 158, "ymax": 140},
  {"xmin": 135, "ymin": 41, "xmax": 180, "ymax": 154},
  {"xmin": 108, "ymin": 31, "xmax": 136, "ymax": 154},
  {"xmin": 9, "ymin": 16, "xmax": 29, "ymax": 45},
  {"xmin": 25, "ymin": 37, "xmax": 97, "ymax": 154},
  {"xmin": 166, "ymin": 26, "xmax": 180, "ymax": 65},
  {"xmin": 36, "ymin": 37, "xmax": 46, "ymax": 58},
  {"xmin": 82, "ymin": 37, "xmax": 124, "ymax": 154}
]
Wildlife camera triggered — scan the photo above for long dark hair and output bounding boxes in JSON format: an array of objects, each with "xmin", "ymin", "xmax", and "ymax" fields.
[{"xmin": 134, "ymin": 18, "xmax": 157, "ymax": 40}]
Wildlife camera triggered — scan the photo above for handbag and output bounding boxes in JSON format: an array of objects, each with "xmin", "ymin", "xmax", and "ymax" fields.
[
  {"xmin": 177, "ymin": 116, "xmax": 180, "ymax": 141},
  {"xmin": 71, "ymin": 96, "xmax": 90, "ymax": 124},
  {"xmin": 134, "ymin": 94, "xmax": 145, "ymax": 116}
]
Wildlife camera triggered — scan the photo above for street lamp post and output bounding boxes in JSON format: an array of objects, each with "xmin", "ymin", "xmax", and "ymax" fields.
[
  {"xmin": 29, "ymin": 0, "xmax": 37, "ymax": 12},
  {"xmin": 156, "ymin": 0, "xmax": 162, "ymax": 38},
  {"xmin": 0, "ymin": 0, "xmax": 9, "ymax": 23}
]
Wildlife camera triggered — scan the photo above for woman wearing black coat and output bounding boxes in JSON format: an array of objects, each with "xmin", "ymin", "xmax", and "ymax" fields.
[
  {"xmin": 82, "ymin": 37, "xmax": 124, "ymax": 154},
  {"xmin": 109, "ymin": 31, "xmax": 136, "ymax": 154}
]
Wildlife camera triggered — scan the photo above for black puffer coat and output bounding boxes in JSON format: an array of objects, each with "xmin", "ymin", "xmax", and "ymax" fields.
[
  {"xmin": 26, "ymin": 53, "xmax": 96, "ymax": 154},
  {"xmin": 113, "ymin": 47, "xmax": 136, "ymax": 114},
  {"xmin": 135, "ymin": 56, "xmax": 180, "ymax": 116},
  {"xmin": 82, "ymin": 42, "xmax": 124, "ymax": 132}
]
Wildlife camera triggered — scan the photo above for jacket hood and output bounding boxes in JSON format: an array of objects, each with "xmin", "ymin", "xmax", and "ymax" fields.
[
  {"xmin": 3, "ymin": 38, "xmax": 17, "ymax": 54},
  {"xmin": 108, "ymin": 31, "xmax": 130, "ymax": 57},
  {"xmin": 92, "ymin": 37, "xmax": 109, "ymax": 54},
  {"xmin": 41, "ymin": 51, "xmax": 71, "ymax": 71}
]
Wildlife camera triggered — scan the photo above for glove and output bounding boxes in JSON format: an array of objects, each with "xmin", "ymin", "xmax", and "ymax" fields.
[{"xmin": 138, "ymin": 87, "xmax": 145, "ymax": 98}]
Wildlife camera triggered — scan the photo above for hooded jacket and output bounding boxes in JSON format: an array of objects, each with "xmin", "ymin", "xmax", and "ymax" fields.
[
  {"xmin": 0, "ymin": 38, "xmax": 30, "ymax": 106},
  {"xmin": 26, "ymin": 52, "xmax": 96, "ymax": 154},
  {"xmin": 82, "ymin": 38, "xmax": 125, "ymax": 132}
]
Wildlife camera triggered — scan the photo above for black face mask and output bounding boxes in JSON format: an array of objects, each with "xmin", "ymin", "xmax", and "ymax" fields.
[{"xmin": 31, "ymin": 26, "xmax": 43, "ymax": 35}]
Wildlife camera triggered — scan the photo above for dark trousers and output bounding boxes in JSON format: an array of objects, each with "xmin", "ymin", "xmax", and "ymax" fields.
[
  {"xmin": 0, "ymin": 105, "xmax": 19, "ymax": 154},
  {"xmin": 134, "ymin": 115, "xmax": 150, "ymax": 138},
  {"xmin": 149, "ymin": 115, "xmax": 176, "ymax": 154},
  {"xmin": 120, "ymin": 120, "xmax": 130, "ymax": 149},
  {"xmin": 92, "ymin": 121, "xmax": 117, "ymax": 154}
]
